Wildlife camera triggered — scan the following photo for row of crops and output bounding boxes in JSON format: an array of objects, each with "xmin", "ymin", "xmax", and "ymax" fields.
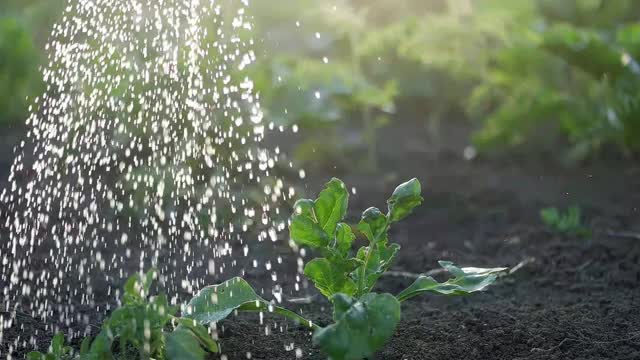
[{"xmin": 2, "ymin": 0, "xmax": 640, "ymax": 164}]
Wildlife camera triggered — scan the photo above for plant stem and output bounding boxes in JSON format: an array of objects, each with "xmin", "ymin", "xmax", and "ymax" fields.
[
  {"xmin": 357, "ymin": 224, "xmax": 389, "ymax": 297},
  {"xmin": 272, "ymin": 306, "xmax": 321, "ymax": 331},
  {"xmin": 239, "ymin": 302, "xmax": 321, "ymax": 331},
  {"xmin": 357, "ymin": 243, "xmax": 375, "ymax": 297}
]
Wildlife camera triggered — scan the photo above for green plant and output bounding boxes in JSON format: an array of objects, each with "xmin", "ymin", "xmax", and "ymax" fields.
[
  {"xmin": 30, "ymin": 178, "xmax": 505, "ymax": 360},
  {"xmin": 0, "ymin": 17, "xmax": 41, "ymax": 124},
  {"xmin": 286, "ymin": 178, "xmax": 505, "ymax": 358},
  {"xmin": 27, "ymin": 332, "xmax": 74, "ymax": 360},
  {"xmin": 540, "ymin": 205, "xmax": 591, "ymax": 237},
  {"xmin": 28, "ymin": 270, "xmax": 219, "ymax": 360},
  {"xmin": 186, "ymin": 178, "xmax": 505, "ymax": 359},
  {"xmin": 469, "ymin": 1, "xmax": 640, "ymax": 159}
]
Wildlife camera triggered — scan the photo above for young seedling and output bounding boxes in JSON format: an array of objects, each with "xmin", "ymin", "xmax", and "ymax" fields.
[
  {"xmin": 29, "ymin": 270, "xmax": 219, "ymax": 360},
  {"xmin": 287, "ymin": 178, "xmax": 506, "ymax": 359},
  {"xmin": 188, "ymin": 178, "xmax": 505, "ymax": 359},
  {"xmin": 540, "ymin": 205, "xmax": 591, "ymax": 238},
  {"xmin": 27, "ymin": 332, "xmax": 74, "ymax": 360}
]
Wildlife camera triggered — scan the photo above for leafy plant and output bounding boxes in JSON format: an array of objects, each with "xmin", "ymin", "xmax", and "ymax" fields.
[
  {"xmin": 30, "ymin": 178, "xmax": 505, "ymax": 360},
  {"xmin": 541, "ymin": 205, "xmax": 591, "ymax": 237},
  {"xmin": 27, "ymin": 332, "xmax": 74, "ymax": 360},
  {"xmin": 185, "ymin": 178, "xmax": 505, "ymax": 359},
  {"xmin": 28, "ymin": 270, "xmax": 219, "ymax": 360},
  {"xmin": 469, "ymin": 1, "xmax": 640, "ymax": 159},
  {"xmin": 0, "ymin": 17, "xmax": 41, "ymax": 124},
  {"xmin": 286, "ymin": 178, "xmax": 505, "ymax": 358}
]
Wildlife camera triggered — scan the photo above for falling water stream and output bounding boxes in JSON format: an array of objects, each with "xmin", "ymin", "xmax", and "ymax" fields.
[{"xmin": 0, "ymin": 0, "xmax": 301, "ymax": 356}]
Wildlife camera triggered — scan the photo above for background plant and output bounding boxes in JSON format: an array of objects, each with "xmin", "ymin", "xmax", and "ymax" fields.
[
  {"xmin": 0, "ymin": 17, "xmax": 41, "ymax": 125},
  {"xmin": 540, "ymin": 205, "xmax": 591, "ymax": 237},
  {"xmin": 4, "ymin": 0, "xmax": 640, "ymax": 165},
  {"xmin": 469, "ymin": 0, "xmax": 640, "ymax": 160}
]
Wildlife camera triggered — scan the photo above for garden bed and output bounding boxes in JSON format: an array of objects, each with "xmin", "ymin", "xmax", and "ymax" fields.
[{"xmin": 2, "ymin": 120, "xmax": 639, "ymax": 359}]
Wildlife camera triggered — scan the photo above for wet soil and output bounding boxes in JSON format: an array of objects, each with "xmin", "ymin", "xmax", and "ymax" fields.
[{"xmin": 2, "ymin": 119, "xmax": 640, "ymax": 359}]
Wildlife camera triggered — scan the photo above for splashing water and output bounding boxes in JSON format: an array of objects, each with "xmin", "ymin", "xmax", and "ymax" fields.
[{"xmin": 0, "ymin": 0, "xmax": 299, "ymax": 354}]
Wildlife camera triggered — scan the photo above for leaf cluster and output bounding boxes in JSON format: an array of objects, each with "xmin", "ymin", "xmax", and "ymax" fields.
[{"xmin": 289, "ymin": 178, "xmax": 506, "ymax": 359}]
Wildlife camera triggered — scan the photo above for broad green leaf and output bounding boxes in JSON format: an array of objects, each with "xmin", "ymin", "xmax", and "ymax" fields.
[
  {"xmin": 304, "ymin": 258, "xmax": 357, "ymax": 298},
  {"xmin": 313, "ymin": 293, "xmax": 401, "ymax": 360},
  {"xmin": 396, "ymin": 261, "xmax": 507, "ymax": 302},
  {"xmin": 166, "ymin": 328, "xmax": 207, "ymax": 360},
  {"xmin": 186, "ymin": 277, "xmax": 317, "ymax": 329},
  {"xmin": 335, "ymin": 222, "xmax": 355, "ymax": 255},
  {"xmin": 290, "ymin": 215, "xmax": 330, "ymax": 249},
  {"xmin": 387, "ymin": 178, "xmax": 423, "ymax": 223},
  {"xmin": 176, "ymin": 318, "xmax": 219, "ymax": 353},
  {"xmin": 314, "ymin": 178, "xmax": 349, "ymax": 236},
  {"xmin": 185, "ymin": 277, "xmax": 265, "ymax": 324},
  {"xmin": 331, "ymin": 293, "xmax": 355, "ymax": 321},
  {"xmin": 357, "ymin": 207, "xmax": 388, "ymax": 243}
]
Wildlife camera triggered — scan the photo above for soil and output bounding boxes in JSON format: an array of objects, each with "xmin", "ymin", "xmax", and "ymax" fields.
[{"xmin": 1, "ymin": 119, "xmax": 640, "ymax": 360}]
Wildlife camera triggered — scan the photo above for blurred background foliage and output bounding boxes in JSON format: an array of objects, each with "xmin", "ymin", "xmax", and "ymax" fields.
[
  {"xmin": 0, "ymin": 0, "xmax": 64, "ymax": 126},
  {"xmin": 1, "ymin": 0, "xmax": 640, "ymax": 167}
]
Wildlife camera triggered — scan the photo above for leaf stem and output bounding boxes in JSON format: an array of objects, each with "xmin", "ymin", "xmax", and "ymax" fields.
[
  {"xmin": 238, "ymin": 302, "xmax": 321, "ymax": 331},
  {"xmin": 358, "ymin": 243, "xmax": 374, "ymax": 297},
  {"xmin": 357, "ymin": 223, "xmax": 389, "ymax": 297},
  {"xmin": 273, "ymin": 306, "xmax": 321, "ymax": 331}
]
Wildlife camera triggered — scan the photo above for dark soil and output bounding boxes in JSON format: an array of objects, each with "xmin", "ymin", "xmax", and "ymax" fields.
[{"xmin": 2, "ymin": 119, "xmax": 640, "ymax": 359}]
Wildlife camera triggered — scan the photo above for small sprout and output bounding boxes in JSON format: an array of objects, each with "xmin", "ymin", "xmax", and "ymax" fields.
[{"xmin": 541, "ymin": 205, "xmax": 591, "ymax": 238}]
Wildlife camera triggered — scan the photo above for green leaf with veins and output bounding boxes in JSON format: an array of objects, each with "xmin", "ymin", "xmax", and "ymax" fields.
[
  {"xmin": 304, "ymin": 258, "xmax": 358, "ymax": 298},
  {"xmin": 290, "ymin": 214, "xmax": 330, "ymax": 248},
  {"xmin": 185, "ymin": 277, "xmax": 266, "ymax": 324},
  {"xmin": 185, "ymin": 277, "xmax": 317, "ymax": 329},
  {"xmin": 166, "ymin": 327, "xmax": 208, "ymax": 360},
  {"xmin": 396, "ymin": 261, "xmax": 507, "ymax": 302},
  {"xmin": 335, "ymin": 222, "xmax": 355, "ymax": 255},
  {"xmin": 313, "ymin": 293, "xmax": 401, "ymax": 360},
  {"xmin": 357, "ymin": 207, "xmax": 388, "ymax": 243},
  {"xmin": 387, "ymin": 178, "xmax": 423, "ymax": 223},
  {"xmin": 314, "ymin": 178, "xmax": 349, "ymax": 236}
]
